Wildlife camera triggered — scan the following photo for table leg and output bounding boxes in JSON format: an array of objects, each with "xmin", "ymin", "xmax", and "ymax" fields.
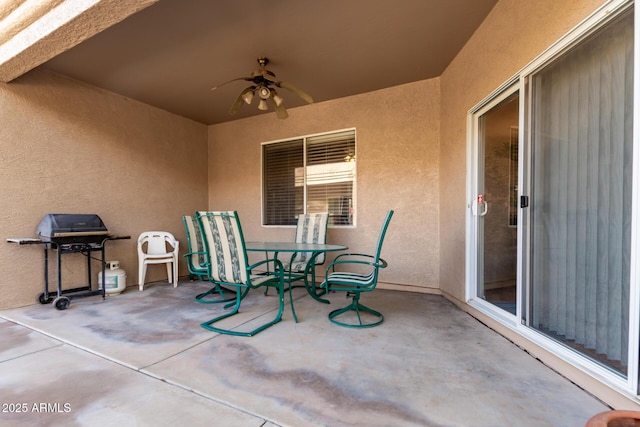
[{"xmin": 304, "ymin": 252, "xmax": 329, "ymax": 304}]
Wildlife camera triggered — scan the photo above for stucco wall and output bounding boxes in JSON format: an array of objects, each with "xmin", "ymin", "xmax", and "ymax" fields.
[
  {"xmin": 0, "ymin": 0, "xmax": 610, "ymax": 309},
  {"xmin": 208, "ymin": 79, "xmax": 441, "ymax": 291},
  {"xmin": 0, "ymin": 68, "xmax": 208, "ymax": 309},
  {"xmin": 439, "ymin": 0, "xmax": 609, "ymax": 301}
]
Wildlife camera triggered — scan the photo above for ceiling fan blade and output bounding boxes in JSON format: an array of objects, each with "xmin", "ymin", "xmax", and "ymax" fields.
[
  {"xmin": 229, "ymin": 86, "xmax": 254, "ymax": 115},
  {"xmin": 229, "ymin": 94, "xmax": 245, "ymax": 115},
  {"xmin": 272, "ymin": 98, "xmax": 289, "ymax": 119},
  {"xmin": 211, "ymin": 76, "xmax": 253, "ymax": 91},
  {"xmin": 277, "ymin": 81, "xmax": 314, "ymax": 104}
]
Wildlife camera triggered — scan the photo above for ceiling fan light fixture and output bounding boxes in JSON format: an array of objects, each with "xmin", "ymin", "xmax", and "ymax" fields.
[
  {"xmin": 258, "ymin": 86, "xmax": 271, "ymax": 99},
  {"xmin": 242, "ymin": 90, "xmax": 254, "ymax": 105},
  {"xmin": 212, "ymin": 56, "xmax": 313, "ymax": 119},
  {"xmin": 272, "ymin": 92, "xmax": 284, "ymax": 107}
]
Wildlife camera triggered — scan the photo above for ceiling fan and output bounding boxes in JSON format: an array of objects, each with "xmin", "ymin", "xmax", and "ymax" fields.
[{"xmin": 211, "ymin": 57, "xmax": 314, "ymax": 119}]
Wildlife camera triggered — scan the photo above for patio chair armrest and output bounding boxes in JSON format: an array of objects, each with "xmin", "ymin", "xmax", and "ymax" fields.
[
  {"xmin": 257, "ymin": 251, "xmax": 286, "ymax": 275},
  {"xmin": 325, "ymin": 255, "xmax": 388, "ymax": 274},
  {"xmin": 183, "ymin": 250, "xmax": 206, "ymax": 258},
  {"xmin": 167, "ymin": 238, "xmax": 179, "ymax": 250},
  {"xmin": 248, "ymin": 257, "xmax": 284, "ymax": 276},
  {"xmin": 376, "ymin": 257, "xmax": 388, "ymax": 269},
  {"xmin": 333, "ymin": 252, "xmax": 375, "ymax": 262}
]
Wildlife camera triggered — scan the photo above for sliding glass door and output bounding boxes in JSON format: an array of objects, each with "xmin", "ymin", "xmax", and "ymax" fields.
[{"xmin": 473, "ymin": 89, "xmax": 520, "ymax": 315}]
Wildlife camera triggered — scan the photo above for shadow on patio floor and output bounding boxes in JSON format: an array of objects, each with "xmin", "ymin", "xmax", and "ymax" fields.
[{"xmin": 0, "ymin": 279, "xmax": 608, "ymax": 426}]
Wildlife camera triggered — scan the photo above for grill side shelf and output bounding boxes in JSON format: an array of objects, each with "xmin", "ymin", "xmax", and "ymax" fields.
[{"xmin": 6, "ymin": 238, "xmax": 44, "ymax": 245}]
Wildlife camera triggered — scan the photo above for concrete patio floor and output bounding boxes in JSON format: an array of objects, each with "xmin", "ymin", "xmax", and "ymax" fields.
[{"xmin": 0, "ymin": 279, "xmax": 609, "ymax": 426}]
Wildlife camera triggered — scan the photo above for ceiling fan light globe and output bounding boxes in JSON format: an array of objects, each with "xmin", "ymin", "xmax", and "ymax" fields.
[
  {"xmin": 258, "ymin": 99, "xmax": 269, "ymax": 110},
  {"xmin": 242, "ymin": 91, "xmax": 254, "ymax": 104},
  {"xmin": 273, "ymin": 94, "xmax": 284, "ymax": 107}
]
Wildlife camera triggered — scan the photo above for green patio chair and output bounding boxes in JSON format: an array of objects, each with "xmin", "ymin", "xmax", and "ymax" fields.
[
  {"xmin": 287, "ymin": 212, "xmax": 330, "ymax": 274},
  {"xmin": 197, "ymin": 211, "xmax": 285, "ymax": 337},
  {"xmin": 182, "ymin": 215, "xmax": 208, "ymax": 281},
  {"xmin": 265, "ymin": 212, "xmax": 329, "ymax": 292},
  {"xmin": 263, "ymin": 212, "xmax": 329, "ymax": 322},
  {"xmin": 320, "ymin": 210, "xmax": 394, "ymax": 328},
  {"xmin": 183, "ymin": 214, "xmax": 236, "ymax": 305}
]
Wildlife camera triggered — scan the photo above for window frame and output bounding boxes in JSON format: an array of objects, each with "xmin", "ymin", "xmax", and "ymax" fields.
[{"xmin": 261, "ymin": 128, "xmax": 357, "ymax": 228}]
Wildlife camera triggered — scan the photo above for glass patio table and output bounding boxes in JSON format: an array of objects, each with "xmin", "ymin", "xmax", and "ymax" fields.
[{"xmin": 245, "ymin": 241, "xmax": 347, "ymax": 321}]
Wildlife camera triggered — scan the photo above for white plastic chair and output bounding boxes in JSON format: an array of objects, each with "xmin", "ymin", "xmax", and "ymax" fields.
[{"xmin": 137, "ymin": 231, "xmax": 179, "ymax": 291}]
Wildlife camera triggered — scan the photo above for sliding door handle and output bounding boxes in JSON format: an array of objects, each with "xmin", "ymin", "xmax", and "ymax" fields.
[
  {"xmin": 478, "ymin": 200, "xmax": 488, "ymax": 216},
  {"xmin": 474, "ymin": 195, "xmax": 488, "ymax": 216}
]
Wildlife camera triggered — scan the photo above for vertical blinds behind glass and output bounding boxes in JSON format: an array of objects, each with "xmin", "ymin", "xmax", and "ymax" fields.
[{"xmin": 529, "ymin": 9, "xmax": 633, "ymax": 374}]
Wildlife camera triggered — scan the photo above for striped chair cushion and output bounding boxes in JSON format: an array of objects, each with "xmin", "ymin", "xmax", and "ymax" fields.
[
  {"xmin": 183, "ymin": 215, "xmax": 207, "ymax": 272},
  {"xmin": 197, "ymin": 211, "xmax": 248, "ymax": 284},
  {"xmin": 326, "ymin": 271, "xmax": 376, "ymax": 287},
  {"xmin": 289, "ymin": 213, "xmax": 329, "ymax": 271}
]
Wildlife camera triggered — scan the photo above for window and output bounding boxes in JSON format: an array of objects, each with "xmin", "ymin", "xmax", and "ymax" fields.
[{"xmin": 262, "ymin": 129, "xmax": 356, "ymax": 226}]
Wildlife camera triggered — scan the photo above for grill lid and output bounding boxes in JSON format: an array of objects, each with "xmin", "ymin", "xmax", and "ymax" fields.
[{"xmin": 37, "ymin": 214, "xmax": 108, "ymax": 239}]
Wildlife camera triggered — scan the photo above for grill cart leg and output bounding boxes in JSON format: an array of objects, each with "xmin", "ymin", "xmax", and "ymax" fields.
[
  {"xmin": 86, "ymin": 247, "xmax": 91, "ymax": 288},
  {"xmin": 37, "ymin": 245, "xmax": 53, "ymax": 304},
  {"xmin": 99, "ymin": 244, "xmax": 106, "ymax": 300},
  {"xmin": 57, "ymin": 245, "xmax": 63, "ymax": 300},
  {"xmin": 53, "ymin": 243, "xmax": 70, "ymax": 310}
]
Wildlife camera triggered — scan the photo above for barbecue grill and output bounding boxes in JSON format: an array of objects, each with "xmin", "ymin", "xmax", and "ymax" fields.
[
  {"xmin": 7, "ymin": 214, "xmax": 130, "ymax": 310},
  {"xmin": 37, "ymin": 213, "xmax": 109, "ymax": 244}
]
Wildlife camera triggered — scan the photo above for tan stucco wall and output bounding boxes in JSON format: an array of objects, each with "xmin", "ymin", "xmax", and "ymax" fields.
[
  {"xmin": 439, "ymin": 0, "xmax": 609, "ymax": 302},
  {"xmin": 0, "ymin": 68, "xmax": 208, "ymax": 309},
  {"xmin": 208, "ymin": 79, "xmax": 441, "ymax": 291}
]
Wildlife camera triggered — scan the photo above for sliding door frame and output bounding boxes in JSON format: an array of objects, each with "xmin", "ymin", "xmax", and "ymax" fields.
[
  {"xmin": 465, "ymin": 0, "xmax": 640, "ymax": 397},
  {"xmin": 466, "ymin": 79, "xmax": 522, "ymax": 327}
]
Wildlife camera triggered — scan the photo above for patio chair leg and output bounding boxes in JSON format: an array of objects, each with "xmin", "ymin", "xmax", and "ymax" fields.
[
  {"xmin": 328, "ymin": 292, "xmax": 383, "ymax": 328},
  {"xmin": 223, "ymin": 287, "xmax": 250, "ymax": 309},
  {"xmin": 200, "ymin": 289, "xmax": 243, "ymax": 333},
  {"xmin": 201, "ymin": 282, "xmax": 286, "ymax": 337},
  {"xmin": 195, "ymin": 283, "xmax": 237, "ymax": 304},
  {"xmin": 265, "ymin": 281, "xmax": 298, "ymax": 295},
  {"xmin": 264, "ymin": 273, "xmax": 300, "ymax": 323}
]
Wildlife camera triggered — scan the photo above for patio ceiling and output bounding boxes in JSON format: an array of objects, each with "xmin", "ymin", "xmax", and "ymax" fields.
[{"xmin": 0, "ymin": 0, "xmax": 497, "ymax": 125}]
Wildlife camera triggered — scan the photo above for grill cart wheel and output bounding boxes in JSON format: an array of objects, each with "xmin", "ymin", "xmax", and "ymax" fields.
[
  {"xmin": 53, "ymin": 296, "xmax": 70, "ymax": 310},
  {"xmin": 37, "ymin": 292, "xmax": 53, "ymax": 304}
]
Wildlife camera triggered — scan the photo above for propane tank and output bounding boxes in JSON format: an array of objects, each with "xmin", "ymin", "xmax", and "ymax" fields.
[{"xmin": 98, "ymin": 260, "xmax": 127, "ymax": 295}]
